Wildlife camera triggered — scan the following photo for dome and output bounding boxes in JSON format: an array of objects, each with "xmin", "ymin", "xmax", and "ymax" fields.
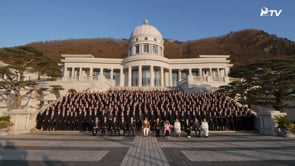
[{"xmin": 130, "ymin": 20, "xmax": 162, "ymax": 38}]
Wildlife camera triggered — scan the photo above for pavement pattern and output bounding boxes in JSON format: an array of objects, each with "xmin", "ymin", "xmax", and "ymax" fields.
[{"xmin": 0, "ymin": 132, "xmax": 295, "ymax": 166}]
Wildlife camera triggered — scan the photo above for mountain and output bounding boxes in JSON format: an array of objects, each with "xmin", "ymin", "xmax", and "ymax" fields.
[{"xmin": 1, "ymin": 29, "xmax": 295, "ymax": 77}]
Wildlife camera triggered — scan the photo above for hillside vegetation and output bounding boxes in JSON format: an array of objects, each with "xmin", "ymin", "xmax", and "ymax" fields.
[{"xmin": 1, "ymin": 29, "xmax": 295, "ymax": 77}]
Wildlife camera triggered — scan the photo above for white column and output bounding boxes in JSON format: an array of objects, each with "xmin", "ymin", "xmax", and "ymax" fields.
[
  {"xmin": 128, "ymin": 66, "xmax": 132, "ymax": 87},
  {"xmin": 120, "ymin": 68, "xmax": 124, "ymax": 87},
  {"xmin": 110, "ymin": 68, "xmax": 114, "ymax": 80},
  {"xmin": 71, "ymin": 67, "xmax": 74, "ymax": 80},
  {"xmin": 161, "ymin": 67, "xmax": 164, "ymax": 87},
  {"xmin": 63, "ymin": 65, "xmax": 67, "ymax": 80},
  {"xmin": 224, "ymin": 67, "xmax": 229, "ymax": 82},
  {"xmin": 100, "ymin": 67, "xmax": 104, "ymax": 78},
  {"xmin": 207, "ymin": 68, "xmax": 212, "ymax": 82},
  {"xmin": 209, "ymin": 68, "xmax": 212, "ymax": 76},
  {"xmin": 216, "ymin": 68, "xmax": 219, "ymax": 77},
  {"xmin": 150, "ymin": 65, "xmax": 154, "ymax": 87},
  {"xmin": 169, "ymin": 68, "xmax": 172, "ymax": 87},
  {"xmin": 90, "ymin": 67, "xmax": 93, "ymax": 80},
  {"xmin": 79, "ymin": 67, "xmax": 82, "ymax": 81},
  {"xmin": 199, "ymin": 68, "xmax": 203, "ymax": 77},
  {"xmin": 178, "ymin": 69, "xmax": 181, "ymax": 81},
  {"xmin": 189, "ymin": 68, "xmax": 192, "ymax": 76},
  {"xmin": 138, "ymin": 65, "xmax": 142, "ymax": 87}
]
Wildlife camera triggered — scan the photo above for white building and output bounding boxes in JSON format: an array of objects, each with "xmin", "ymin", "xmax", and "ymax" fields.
[{"xmin": 58, "ymin": 20, "xmax": 232, "ymax": 92}]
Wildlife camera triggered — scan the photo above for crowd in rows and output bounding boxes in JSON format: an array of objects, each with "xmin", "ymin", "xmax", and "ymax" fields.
[{"xmin": 36, "ymin": 90, "xmax": 255, "ymax": 136}]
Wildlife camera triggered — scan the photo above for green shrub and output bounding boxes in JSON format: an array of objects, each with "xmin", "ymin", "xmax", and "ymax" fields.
[
  {"xmin": 0, "ymin": 115, "xmax": 10, "ymax": 121},
  {"xmin": 275, "ymin": 115, "xmax": 294, "ymax": 131},
  {"xmin": 0, "ymin": 116, "xmax": 13, "ymax": 129}
]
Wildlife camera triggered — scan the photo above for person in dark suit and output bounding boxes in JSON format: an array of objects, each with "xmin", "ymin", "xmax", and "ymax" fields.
[
  {"xmin": 92, "ymin": 117, "xmax": 100, "ymax": 136},
  {"xmin": 155, "ymin": 118, "xmax": 162, "ymax": 137},
  {"xmin": 120, "ymin": 117, "xmax": 127, "ymax": 136},
  {"xmin": 110, "ymin": 116, "xmax": 120, "ymax": 136},
  {"xmin": 184, "ymin": 118, "xmax": 192, "ymax": 138},
  {"xmin": 36, "ymin": 112, "xmax": 42, "ymax": 130},
  {"xmin": 192, "ymin": 118, "xmax": 201, "ymax": 137},
  {"xmin": 101, "ymin": 116, "xmax": 108, "ymax": 136},
  {"xmin": 128, "ymin": 116, "xmax": 136, "ymax": 136},
  {"xmin": 55, "ymin": 111, "xmax": 63, "ymax": 130}
]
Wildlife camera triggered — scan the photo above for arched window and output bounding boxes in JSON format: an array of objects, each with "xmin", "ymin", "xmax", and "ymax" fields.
[
  {"xmin": 135, "ymin": 44, "xmax": 140, "ymax": 54},
  {"xmin": 143, "ymin": 44, "xmax": 149, "ymax": 53},
  {"xmin": 152, "ymin": 45, "xmax": 158, "ymax": 54},
  {"xmin": 142, "ymin": 68, "xmax": 150, "ymax": 86},
  {"xmin": 154, "ymin": 68, "xmax": 161, "ymax": 86},
  {"xmin": 132, "ymin": 69, "xmax": 138, "ymax": 86}
]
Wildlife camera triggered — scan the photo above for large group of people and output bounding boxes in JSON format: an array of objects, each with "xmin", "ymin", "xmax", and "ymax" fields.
[{"xmin": 36, "ymin": 89, "xmax": 255, "ymax": 137}]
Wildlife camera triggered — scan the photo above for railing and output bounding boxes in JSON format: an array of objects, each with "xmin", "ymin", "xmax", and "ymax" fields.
[
  {"xmin": 109, "ymin": 86, "xmax": 170, "ymax": 91},
  {"xmin": 192, "ymin": 76, "xmax": 226, "ymax": 82},
  {"xmin": 193, "ymin": 76, "xmax": 207, "ymax": 81},
  {"xmin": 212, "ymin": 77, "xmax": 225, "ymax": 82}
]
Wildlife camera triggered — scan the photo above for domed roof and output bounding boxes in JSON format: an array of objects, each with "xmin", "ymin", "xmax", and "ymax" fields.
[{"xmin": 131, "ymin": 20, "xmax": 162, "ymax": 38}]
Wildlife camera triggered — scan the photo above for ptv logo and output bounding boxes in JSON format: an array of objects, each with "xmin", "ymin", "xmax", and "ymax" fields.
[{"xmin": 260, "ymin": 7, "xmax": 283, "ymax": 16}]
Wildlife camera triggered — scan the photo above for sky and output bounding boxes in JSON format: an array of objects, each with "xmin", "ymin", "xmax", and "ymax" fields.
[{"xmin": 0, "ymin": 0, "xmax": 294, "ymax": 48}]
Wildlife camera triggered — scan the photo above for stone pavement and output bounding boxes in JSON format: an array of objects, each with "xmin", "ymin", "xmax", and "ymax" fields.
[{"xmin": 0, "ymin": 132, "xmax": 295, "ymax": 166}]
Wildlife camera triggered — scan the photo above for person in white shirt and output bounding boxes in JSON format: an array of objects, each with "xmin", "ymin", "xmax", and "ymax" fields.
[
  {"xmin": 174, "ymin": 119, "xmax": 181, "ymax": 137},
  {"xmin": 201, "ymin": 118, "xmax": 209, "ymax": 138}
]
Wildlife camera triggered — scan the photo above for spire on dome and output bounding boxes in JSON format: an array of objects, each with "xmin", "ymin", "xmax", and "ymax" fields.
[{"xmin": 143, "ymin": 19, "xmax": 149, "ymax": 25}]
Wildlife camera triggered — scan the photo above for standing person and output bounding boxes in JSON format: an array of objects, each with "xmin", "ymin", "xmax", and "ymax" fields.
[
  {"xmin": 142, "ymin": 117, "xmax": 150, "ymax": 137},
  {"xmin": 36, "ymin": 112, "xmax": 42, "ymax": 130},
  {"xmin": 201, "ymin": 118, "xmax": 209, "ymax": 138},
  {"xmin": 192, "ymin": 118, "xmax": 201, "ymax": 138},
  {"xmin": 174, "ymin": 118, "xmax": 181, "ymax": 137}
]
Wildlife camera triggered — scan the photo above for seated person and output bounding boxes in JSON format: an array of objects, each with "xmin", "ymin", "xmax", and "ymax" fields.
[
  {"xmin": 164, "ymin": 120, "xmax": 172, "ymax": 138},
  {"xmin": 128, "ymin": 117, "xmax": 136, "ymax": 136},
  {"xmin": 92, "ymin": 117, "xmax": 100, "ymax": 136},
  {"xmin": 101, "ymin": 116, "xmax": 109, "ymax": 136},
  {"xmin": 174, "ymin": 119, "xmax": 181, "ymax": 137},
  {"xmin": 192, "ymin": 118, "xmax": 201, "ymax": 137},
  {"xmin": 110, "ymin": 117, "xmax": 120, "ymax": 136},
  {"xmin": 120, "ymin": 117, "xmax": 127, "ymax": 136},
  {"xmin": 184, "ymin": 118, "xmax": 192, "ymax": 138},
  {"xmin": 201, "ymin": 118, "xmax": 209, "ymax": 138},
  {"xmin": 142, "ymin": 117, "xmax": 150, "ymax": 137},
  {"xmin": 155, "ymin": 118, "xmax": 162, "ymax": 137}
]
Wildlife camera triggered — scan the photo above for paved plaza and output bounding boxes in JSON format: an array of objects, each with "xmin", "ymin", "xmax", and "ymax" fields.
[{"xmin": 0, "ymin": 131, "xmax": 295, "ymax": 166}]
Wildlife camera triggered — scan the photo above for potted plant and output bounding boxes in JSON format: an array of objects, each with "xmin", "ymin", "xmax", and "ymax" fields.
[
  {"xmin": 0, "ymin": 115, "xmax": 13, "ymax": 136},
  {"xmin": 275, "ymin": 115, "xmax": 295, "ymax": 137}
]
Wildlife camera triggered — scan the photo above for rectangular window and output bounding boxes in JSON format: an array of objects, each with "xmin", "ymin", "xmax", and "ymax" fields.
[
  {"xmin": 152, "ymin": 45, "xmax": 158, "ymax": 54},
  {"xmin": 135, "ymin": 45, "xmax": 140, "ymax": 54},
  {"xmin": 143, "ymin": 44, "xmax": 149, "ymax": 53}
]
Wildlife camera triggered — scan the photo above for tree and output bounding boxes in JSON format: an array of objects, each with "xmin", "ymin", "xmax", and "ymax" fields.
[
  {"xmin": 0, "ymin": 65, "xmax": 37, "ymax": 110},
  {"xmin": 0, "ymin": 47, "xmax": 62, "ymax": 111},
  {"xmin": 217, "ymin": 57, "xmax": 295, "ymax": 111}
]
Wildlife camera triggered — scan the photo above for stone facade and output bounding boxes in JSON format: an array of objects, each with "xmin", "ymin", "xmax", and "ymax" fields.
[{"xmin": 58, "ymin": 20, "xmax": 232, "ymax": 93}]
